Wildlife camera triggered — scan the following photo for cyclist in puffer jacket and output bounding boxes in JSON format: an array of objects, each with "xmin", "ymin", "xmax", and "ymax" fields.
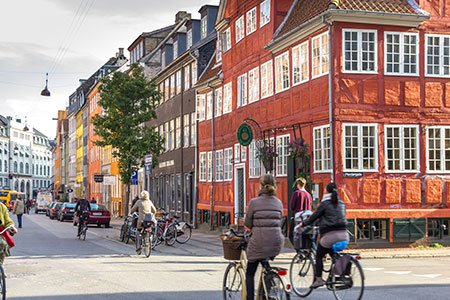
[{"xmin": 302, "ymin": 182, "xmax": 348, "ymax": 289}]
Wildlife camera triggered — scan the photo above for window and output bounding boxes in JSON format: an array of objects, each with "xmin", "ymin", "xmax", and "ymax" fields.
[
  {"xmin": 234, "ymin": 143, "xmax": 241, "ymax": 163},
  {"xmin": 224, "ymin": 148, "xmax": 233, "ymax": 181},
  {"xmin": 313, "ymin": 125, "xmax": 332, "ymax": 172},
  {"xmin": 385, "ymin": 32, "xmax": 419, "ymax": 75},
  {"xmin": 215, "ymin": 87, "xmax": 223, "ymax": 117},
  {"xmin": 223, "ymin": 82, "xmax": 232, "ymax": 114},
  {"xmin": 292, "ymin": 41, "xmax": 309, "ymax": 85},
  {"xmin": 216, "ymin": 150, "xmax": 224, "ymax": 181},
  {"xmin": 190, "ymin": 112, "xmax": 196, "ymax": 146},
  {"xmin": 199, "ymin": 152, "xmax": 207, "ymax": 181},
  {"xmin": 261, "ymin": 60, "xmax": 273, "ymax": 99},
  {"xmin": 260, "ymin": 0, "xmax": 270, "ymax": 27},
  {"xmin": 169, "ymin": 120, "xmax": 175, "ymax": 150},
  {"xmin": 385, "ymin": 125, "xmax": 419, "ymax": 172},
  {"xmin": 163, "ymin": 123, "xmax": 168, "ymax": 151},
  {"xmin": 343, "ymin": 29, "xmax": 377, "ymax": 73},
  {"xmin": 183, "ymin": 114, "xmax": 190, "ymax": 147},
  {"xmin": 343, "ymin": 124, "xmax": 378, "ymax": 171},
  {"xmin": 249, "ymin": 141, "xmax": 261, "ymax": 178},
  {"xmin": 176, "ymin": 70, "xmax": 182, "ymax": 94},
  {"xmin": 206, "ymin": 91, "xmax": 213, "ymax": 120},
  {"xmin": 237, "ymin": 73, "xmax": 248, "ymax": 107},
  {"xmin": 184, "ymin": 65, "xmax": 191, "ymax": 91},
  {"xmin": 248, "ymin": 67, "xmax": 260, "ymax": 103},
  {"xmin": 427, "ymin": 126, "xmax": 450, "ymax": 172},
  {"xmin": 162, "ymin": 50, "xmax": 166, "ymax": 68},
  {"xmin": 312, "ymin": 32, "xmax": 329, "ymax": 78},
  {"xmin": 235, "ymin": 16, "xmax": 245, "ymax": 43},
  {"xmin": 164, "ymin": 78, "xmax": 170, "ymax": 101},
  {"xmin": 241, "ymin": 146, "xmax": 247, "ymax": 161},
  {"xmin": 173, "ymin": 40, "xmax": 178, "ymax": 59},
  {"xmin": 275, "ymin": 52, "xmax": 290, "ymax": 93},
  {"xmin": 425, "ymin": 34, "xmax": 450, "ymax": 77},
  {"xmin": 276, "ymin": 135, "xmax": 290, "ymax": 176},
  {"xmin": 170, "ymin": 74, "xmax": 175, "ymax": 98},
  {"xmin": 246, "ymin": 8, "xmax": 257, "ymax": 35},
  {"xmin": 197, "ymin": 94, "xmax": 206, "ymax": 121},
  {"xmin": 175, "ymin": 116, "xmax": 181, "ymax": 149},
  {"xmin": 201, "ymin": 16, "xmax": 208, "ymax": 39},
  {"xmin": 191, "ymin": 62, "xmax": 198, "ymax": 85},
  {"xmin": 187, "ymin": 29, "xmax": 193, "ymax": 49},
  {"xmin": 221, "ymin": 28, "xmax": 231, "ymax": 53},
  {"xmin": 217, "ymin": 32, "xmax": 222, "ymax": 62},
  {"xmin": 207, "ymin": 151, "xmax": 213, "ymax": 181}
]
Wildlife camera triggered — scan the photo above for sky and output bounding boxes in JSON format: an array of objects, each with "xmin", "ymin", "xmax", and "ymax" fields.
[{"xmin": 0, "ymin": 0, "xmax": 219, "ymax": 138}]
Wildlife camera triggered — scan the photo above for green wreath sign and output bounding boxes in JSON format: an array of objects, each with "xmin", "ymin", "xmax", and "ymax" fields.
[{"xmin": 237, "ymin": 123, "xmax": 253, "ymax": 146}]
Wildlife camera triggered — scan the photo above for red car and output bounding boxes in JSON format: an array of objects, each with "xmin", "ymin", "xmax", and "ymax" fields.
[{"xmin": 73, "ymin": 204, "xmax": 111, "ymax": 228}]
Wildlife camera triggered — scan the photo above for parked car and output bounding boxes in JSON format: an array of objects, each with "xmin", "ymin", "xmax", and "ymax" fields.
[
  {"xmin": 57, "ymin": 203, "xmax": 76, "ymax": 222},
  {"xmin": 46, "ymin": 202, "xmax": 56, "ymax": 217},
  {"xmin": 49, "ymin": 202, "xmax": 63, "ymax": 220},
  {"xmin": 73, "ymin": 204, "xmax": 111, "ymax": 228}
]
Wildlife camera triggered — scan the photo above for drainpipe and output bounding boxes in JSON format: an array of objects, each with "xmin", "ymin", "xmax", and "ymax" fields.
[{"xmin": 323, "ymin": 15, "xmax": 335, "ymax": 183}]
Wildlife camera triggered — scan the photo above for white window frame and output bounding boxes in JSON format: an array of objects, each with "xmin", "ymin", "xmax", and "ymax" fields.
[
  {"xmin": 275, "ymin": 51, "xmax": 290, "ymax": 93},
  {"xmin": 222, "ymin": 28, "xmax": 231, "ymax": 53},
  {"xmin": 191, "ymin": 62, "xmax": 198, "ymax": 85},
  {"xmin": 425, "ymin": 34, "xmax": 450, "ymax": 78},
  {"xmin": 184, "ymin": 65, "xmax": 191, "ymax": 91},
  {"xmin": 426, "ymin": 126, "xmax": 450, "ymax": 173},
  {"xmin": 187, "ymin": 29, "xmax": 193, "ymax": 49},
  {"xmin": 190, "ymin": 112, "xmax": 196, "ymax": 146},
  {"xmin": 199, "ymin": 152, "xmax": 207, "ymax": 181},
  {"xmin": 215, "ymin": 149, "xmax": 224, "ymax": 181},
  {"xmin": 313, "ymin": 125, "xmax": 332, "ymax": 173},
  {"xmin": 235, "ymin": 15, "xmax": 245, "ymax": 43},
  {"xmin": 384, "ymin": 125, "xmax": 420, "ymax": 173},
  {"xmin": 260, "ymin": 0, "xmax": 270, "ymax": 27},
  {"xmin": 342, "ymin": 29, "xmax": 378, "ymax": 74},
  {"xmin": 276, "ymin": 134, "xmax": 290, "ymax": 177},
  {"xmin": 249, "ymin": 141, "xmax": 261, "ymax": 178},
  {"xmin": 215, "ymin": 87, "xmax": 223, "ymax": 117},
  {"xmin": 292, "ymin": 41, "xmax": 309, "ymax": 85},
  {"xmin": 237, "ymin": 73, "xmax": 248, "ymax": 108},
  {"xmin": 248, "ymin": 66, "xmax": 260, "ymax": 103},
  {"xmin": 197, "ymin": 94, "xmax": 206, "ymax": 121},
  {"xmin": 207, "ymin": 151, "xmax": 213, "ymax": 181},
  {"xmin": 224, "ymin": 147, "xmax": 233, "ymax": 181},
  {"xmin": 342, "ymin": 123, "xmax": 378, "ymax": 172},
  {"xmin": 246, "ymin": 7, "xmax": 257, "ymax": 35},
  {"xmin": 206, "ymin": 91, "xmax": 213, "ymax": 120},
  {"xmin": 312, "ymin": 31, "xmax": 329, "ymax": 78},
  {"xmin": 201, "ymin": 16, "xmax": 208, "ymax": 39},
  {"xmin": 384, "ymin": 32, "xmax": 419, "ymax": 76},
  {"xmin": 234, "ymin": 143, "xmax": 241, "ymax": 163},
  {"xmin": 176, "ymin": 70, "xmax": 182, "ymax": 95},
  {"xmin": 223, "ymin": 82, "xmax": 232, "ymax": 114},
  {"xmin": 183, "ymin": 114, "xmax": 190, "ymax": 148},
  {"xmin": 260, "ymin": 60, "xmax": 273, "ymax": 99}
]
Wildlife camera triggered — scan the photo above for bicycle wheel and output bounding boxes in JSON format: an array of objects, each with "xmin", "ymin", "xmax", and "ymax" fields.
[
  {"xmin": 143, "ymin": 232, "xmax": 152, "ymax": 258},
  {"xmin": 223, "ymin": 263, "xmax": 244, "ymax": 300},
  {"xmin": 81, "ymin": 225, "xmax": 87, "ymax": 241},
  {"xmin": 151, "ymin": 224, "xmax": 162, "ymax": 249},
  {"xmin": 164, "ymin": 223, "xmax": 177, "ymax": 246},
  {"xmin": 331, "ymin": 257, "xmax": 365, "ymax": 300},
  {"xmin": 176, "ymin": 222, "xmax": 192, "ymax": 244},
  {"xmin": 0, "ymin": 265, "xmax": 6, "ymax": 300},
  {"xmin": 289, "ymin": 252, "xmax": 315, "ymax": 297},
  {"xmin": 259, "ymin": 271, "xmax": 290, "ymax": 300},
  {"xmin": 120, "ymin": 224, "xmax": 127, "ymax": 242}
]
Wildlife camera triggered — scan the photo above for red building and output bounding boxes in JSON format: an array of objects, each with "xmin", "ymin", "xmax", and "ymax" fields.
[{"xmin": 196, "ymin": 0, "xmax": 450, "ymax": 243}]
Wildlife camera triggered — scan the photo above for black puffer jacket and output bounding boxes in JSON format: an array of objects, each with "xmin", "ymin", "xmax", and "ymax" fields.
[{"xmin": 302, "ymin": 193, "xmax": 347, "ymax": 235}]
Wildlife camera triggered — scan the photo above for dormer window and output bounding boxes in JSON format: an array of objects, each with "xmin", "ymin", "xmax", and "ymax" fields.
[
  {"xmin": 162, "ymin": 50, "xmax": 166, "ymax": 68},
  {"xmin": 174, "ymin": 40, "xmax": 178, "ymax": 59},
  {"xmin": 201, "ymin": 16, "xmax": 207, "ymax": 39},
  {"xmin": 187, "ymin": 29, "xmax": 193, "ymax": 48}
]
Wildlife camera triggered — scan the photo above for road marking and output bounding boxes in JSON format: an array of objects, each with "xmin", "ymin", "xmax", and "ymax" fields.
[
  {"xmin": 384, "ymin": 271, "xmax": 412, "ymax": 275},
  {"xmin": 413, "ymin": 274, "xmax": 442, "ymax": 278},
  {"xmin": 365, "ymin": 267, "xmax": 384, "ymax": 271}
]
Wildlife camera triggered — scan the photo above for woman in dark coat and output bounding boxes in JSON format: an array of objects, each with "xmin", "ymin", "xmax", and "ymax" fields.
[{"xmin": 244, "ymin": 174, "xmax": 284, "ymax": 300}]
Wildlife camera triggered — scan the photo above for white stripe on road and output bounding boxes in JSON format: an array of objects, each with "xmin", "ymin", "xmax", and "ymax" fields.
[
  {"xmin": 365, "ymin": 267, "xmax": 384, "ymax": 271},
  {"xmin": 384, "ymin": 271, "xmax": 412, "ymax": 275},
  {"xmin": 413, "ymin": 274, "xmax": 442, "ymax": 278}
]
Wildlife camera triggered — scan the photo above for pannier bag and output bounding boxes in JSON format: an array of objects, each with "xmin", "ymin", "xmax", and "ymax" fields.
[
  {"xmin": 142, "ymin": 213, "xmax": 155, "ymax": 228},
  {"xmin": 332, "ymin": 254, "xmax": 352, "ymax": 277}
]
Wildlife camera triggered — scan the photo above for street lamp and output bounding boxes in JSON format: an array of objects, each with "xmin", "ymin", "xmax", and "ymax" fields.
[{"xmin": 41, "ymin": 73, "xmax": 51, "ymax": 97}]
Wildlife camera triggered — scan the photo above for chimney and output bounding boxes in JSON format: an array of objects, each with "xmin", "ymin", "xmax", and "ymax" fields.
[
  {"xmin": 175, "ymin": 11, "xmax": 191, "ymax": 24},
  {"xmin": 117, "ymin": 48, "xmax": 125, "ymax": 58}
]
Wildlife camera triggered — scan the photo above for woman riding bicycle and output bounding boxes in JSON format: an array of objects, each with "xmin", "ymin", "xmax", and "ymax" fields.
[
  {"xmin": 130, "ymin": 190, "xmax": 156, "ymax": 252},
  {"xmin": 244, "ymin": 174, "xmax": 284, "ymax": 300},
  {"xmin": 0, "ymin": 202, "xmax": 17, "ymax": 264},
  {"xmin": 301, "ymin": 182, "xmax": 348, "ymax": 289}
]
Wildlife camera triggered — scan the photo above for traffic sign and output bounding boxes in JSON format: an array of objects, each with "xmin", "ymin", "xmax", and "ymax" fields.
[
  {"xmin": 94, "ymin": 174, "xmax": 104, "ymax": 183},
  {"xmin": 131, "ymin": 170, "xmax": 138, "ymax": 185},
  {"xmin": 145, "ymin": 154, "xmax": 153, "ymax": 165},
  {"xmin": 67, "ymin": 188, "xmax": 74, "ymax": 193}
]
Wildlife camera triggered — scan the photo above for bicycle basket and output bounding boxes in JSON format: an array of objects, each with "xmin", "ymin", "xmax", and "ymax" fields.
[
  {"xmin": 293, "ymin": 224, "xmax": 316, "ymax": 250},
  {"xmin": 221, "ymin": 235, "xmax": 245, "ymax": 260}
]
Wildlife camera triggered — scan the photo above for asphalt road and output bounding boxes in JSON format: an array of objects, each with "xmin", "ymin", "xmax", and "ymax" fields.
[{"xmin": 5, "ymin": 213, "xmax": 450, "ymax": 299}]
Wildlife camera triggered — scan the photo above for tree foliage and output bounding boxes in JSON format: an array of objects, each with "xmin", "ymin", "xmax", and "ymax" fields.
[{"xmin": 92, "ymin": 64, "xmax": 163, "ymax": 186}]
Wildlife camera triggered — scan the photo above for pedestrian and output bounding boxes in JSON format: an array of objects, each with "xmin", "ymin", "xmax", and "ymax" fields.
[
  {"xmin": 301, "ymin": 182, "xmax": 348, "ymax": 288},
  {"xmin": 12, "ymin": 195, "xmax": 25, "ymax": 228},
  {"xmin": 289, "ymin": 177, "xmax": 312, "ymax": 244},
  {"xmin": 90, "ymin": 197, "xmax": 97, "ymax": 204},
  {"xmin": 25, "ymin": 199, "xmax": 32, "ymax": 214},
  {"xmin": 244, "ymin": 174, "xmax": 284, "ymax": 300}
]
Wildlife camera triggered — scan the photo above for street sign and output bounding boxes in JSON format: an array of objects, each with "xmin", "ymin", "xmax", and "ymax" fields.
[
  {"xmin": 103, "ymin": 175, "xmax": 115, "ymax": 185},
  {"xmin": 67, "ymin": 188, "xmax": 74, "ymax": 193},
  {"xmin": 237, "ymin": 123, "xmax": 253, "ymax": 146},
  {"xmin": 94, "ymin": 174, "xmax": 104, "ymax": 183},
  {"xmin": 145, "ymin": 154, "xmax": 153, "ymax": 165},
  {"xmin": 131, "ymin": 170, "xmax": 138, "ymax": 185}
]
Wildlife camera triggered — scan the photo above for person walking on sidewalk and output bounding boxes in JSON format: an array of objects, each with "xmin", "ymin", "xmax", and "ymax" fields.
[
  {"xmin": 12, "ymin": 195, "xmax": 25, "ymax": 228},
  {"xmin": 301, "ymin": 182, "xmax": 349, "ymax": 289},
  {"xmin": 244, "ymin": 174, "xmax": 284, "ymax": 300},
  {"xmin": 289, "ymin": 177, "xmax": 312, "ymax": 244}
]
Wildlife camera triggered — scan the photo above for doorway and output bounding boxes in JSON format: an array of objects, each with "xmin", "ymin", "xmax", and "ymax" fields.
[{"xmin": 234, "ymin": 164, "xmax": 246, "ymax": 225}]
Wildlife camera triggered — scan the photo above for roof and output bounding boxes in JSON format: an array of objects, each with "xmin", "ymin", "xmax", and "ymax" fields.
[
  {"xmin": 277, "ymin": 0, "xmax": 425, "ymax": 37},
  {"xmin": 195, "ymin": 55, "xmax": 221, "ymax": 87},
  {"xmin": 0, "ymin": 115, "xmax": 9, "ymax": 126},
  {"xmin": 127, "ymin": 24, "xmax": 176, "ymax": 51},
  {"xmin": 33, "ymin": 128, "xmax": 48, "ymax": 138}
]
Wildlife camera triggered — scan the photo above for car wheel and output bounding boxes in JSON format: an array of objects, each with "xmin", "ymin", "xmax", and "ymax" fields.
[{"xmin": 105, "ymin": 223, "xmax": 110, "ymax": 228}]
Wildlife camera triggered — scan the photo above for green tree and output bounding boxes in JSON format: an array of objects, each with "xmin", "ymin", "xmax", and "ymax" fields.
[{"xmin": 92, "ymin": 64, "xmax": 163, "ymax": 215}]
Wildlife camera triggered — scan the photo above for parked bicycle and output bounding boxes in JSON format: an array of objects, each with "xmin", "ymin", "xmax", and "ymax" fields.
[
  {"xmin": 173, "ymin": 217, "xmax": 192, "ymax": 244},
  {"xmin": 0, "ymin": 225, "xmax": 14, "ymax": 300},
  {"xmin": 290, "ymin": 240, "xmax": 364, "ymax": 300},
  {"xmin": 77, "ymin": 211, "xmax": 90, "ymax": 241},
  {"xmin": 222, "ymin": 229, "xmax": 291, "ymax": 300},
  {"xmin": 151, "ymin": 212, "xmax": 177, "ymax": 249},
  {"xmin": 119, "ymin": 215, "xmax": 132, "ymax": 243}
]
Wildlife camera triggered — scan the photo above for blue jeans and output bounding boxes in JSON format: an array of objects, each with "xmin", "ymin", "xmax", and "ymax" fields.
[{"xmin": 17, "ymin": 214, "xmax": 23, "ymax": 228}]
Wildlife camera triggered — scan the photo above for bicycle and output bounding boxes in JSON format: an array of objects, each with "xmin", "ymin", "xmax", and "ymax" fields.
[
  {"xmin": 77, "ymin": 212, "xmax": 89, "ymax": 241},
  {"xmin": 222, "ymin": 229, "xmax": 291, "ymax": 300},
  {"xmin": 120, "ymin": 215, "xmax": 132, "ymax": 243},
  {"xmin": 0, "ymin": 225, "xmax": 14, "ymax": 300},
  {"xmin": 290, "ymin": 239, "xmax": 365, "ymax": 300},
  {"xmin": 135, "ymin": 222, "xmax": 154, "ymax": 258},
  {"xmin": 151, "ymin": 212, "xmax": 177, "ymax": 249},
  {"xmin": 174, "ymin": 217, "xmax": 192, "ymax": 244}
]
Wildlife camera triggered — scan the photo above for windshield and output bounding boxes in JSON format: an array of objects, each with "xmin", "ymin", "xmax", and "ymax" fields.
[
  {"xmin": 0, "ymin": 191, "xmax": 8, "ymax": 197},
  {"xmin": 65, "ymin": 203, "xmax": 76, "ymax": 208},
  {"xmin": 55, "ymin": 203, "xmax": 63, "ymax": 209}
]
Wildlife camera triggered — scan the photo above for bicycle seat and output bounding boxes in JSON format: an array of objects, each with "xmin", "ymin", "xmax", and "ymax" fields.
[{"xmin": 332, "ymin": 240, "xmax": 348, "ymax": 253}]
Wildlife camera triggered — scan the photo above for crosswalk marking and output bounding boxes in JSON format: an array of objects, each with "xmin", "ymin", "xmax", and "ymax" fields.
[
  {"xmin": 384, "ymin": 271, "xmax": 412, "ymax": 275},
  {"xmin": 413, "ymin": 274, "xmax": 442, "ymax": 278}
]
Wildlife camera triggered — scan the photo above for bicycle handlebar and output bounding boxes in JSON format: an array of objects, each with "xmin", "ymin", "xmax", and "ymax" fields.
[{"xmin": 0, "ymin": 225, "xmax": 15, "ymax": 235}]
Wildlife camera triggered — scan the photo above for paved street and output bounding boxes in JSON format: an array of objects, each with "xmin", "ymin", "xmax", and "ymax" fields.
[{"xmin": 4, "ymin": 213, "xmax": 450, "ymax": 299}]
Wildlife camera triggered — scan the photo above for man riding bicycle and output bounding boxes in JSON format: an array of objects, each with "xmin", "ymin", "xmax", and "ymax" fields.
[{"xmin": 75, "ymin": 198, "xmax": 91, "ymax": 237}]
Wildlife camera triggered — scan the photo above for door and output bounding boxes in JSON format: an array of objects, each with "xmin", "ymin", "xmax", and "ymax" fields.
[{"xmin": 234, "ymin": 164, "xmax": 246, "ymax": 224}]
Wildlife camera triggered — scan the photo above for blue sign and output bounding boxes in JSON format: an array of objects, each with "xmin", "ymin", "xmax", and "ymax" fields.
[{"xmin": 131, "ymin": 170, "xmax": 138, "ymax": 185}]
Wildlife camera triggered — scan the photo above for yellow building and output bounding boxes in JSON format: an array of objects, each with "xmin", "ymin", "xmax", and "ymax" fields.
[{"xmin": 75, "ymin": 110, "xmax": 84, "ymax": 198}]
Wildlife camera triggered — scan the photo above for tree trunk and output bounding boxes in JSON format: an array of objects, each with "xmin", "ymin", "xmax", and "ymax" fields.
[{"xmin": 125, "ymin": 184, "xmax": 130, "ymax": 216}]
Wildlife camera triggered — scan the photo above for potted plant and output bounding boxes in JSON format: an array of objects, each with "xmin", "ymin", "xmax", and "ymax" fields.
[
  {"xmin": 257, "ymin": 143, "xmax": 278, "ymax": 172},
  {"xmin": 289, "ymin": 138, "xmax": 311, "ymax": 184}
]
